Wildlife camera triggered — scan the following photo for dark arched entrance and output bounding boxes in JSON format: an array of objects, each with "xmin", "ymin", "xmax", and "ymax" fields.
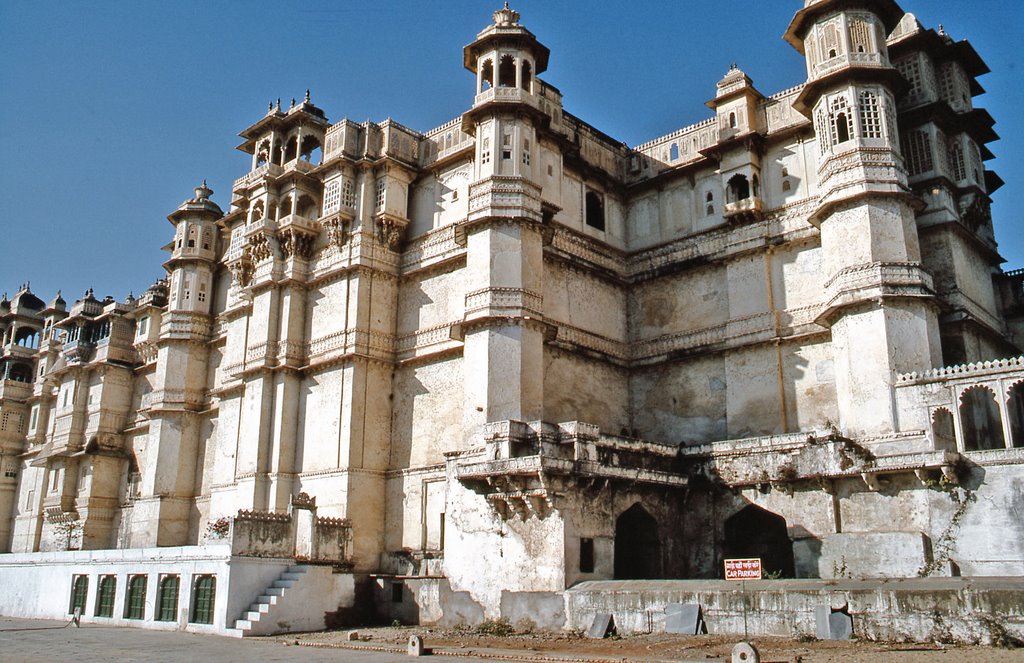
[
  {"xmin": 723, "ymin": 505, "xmax": 795, "ymax": 578},
  {"xmin": 614, "ymin": 503, "xmax": 661, "ymax": 579}
]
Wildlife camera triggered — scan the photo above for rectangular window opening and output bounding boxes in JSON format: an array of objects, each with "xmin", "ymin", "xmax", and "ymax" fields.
[{"xmin": 580, "ymin": 538, "xmax": 595, "ymax": 573}]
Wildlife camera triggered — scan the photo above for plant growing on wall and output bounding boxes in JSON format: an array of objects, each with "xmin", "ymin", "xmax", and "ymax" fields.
[
  {"xmin": 53, "ymin": 519, "xmax": 82, "ymax": 551},
  {"xmin": 205, "ymin": 516, "xmax": 231, "ymax": 541}
]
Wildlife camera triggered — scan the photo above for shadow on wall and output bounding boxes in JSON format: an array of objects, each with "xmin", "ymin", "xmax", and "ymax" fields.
[{"xmin": 370, "ymin": 575, "xmax": 568, "ymax": 631}]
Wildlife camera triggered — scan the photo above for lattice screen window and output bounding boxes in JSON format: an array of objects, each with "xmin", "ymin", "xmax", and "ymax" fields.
[
  {"xmin": 816, "ymin": 107, "xmax": 831, "ymax": 154},
  {"xmin": 375, "ymin": 179, "xmax": 386, "ymax": 211},
  {"xmin": 819, "ymin": 20, "xmax": 842, "ymax": 60},
  {"xmin": 481, "ymin": 136, "xmax": 491, "ymax": 164},
  {"xmin": 341, "ymin": 178, "xmax": 355, "ymax": 208},
  {"xmin": 896, "ymin": 56, "xmax": 924, "ymax": 104},
  {"xmin": 848, "ymin": 16, "xmax": 873, "ymax": 53},
  {"xmin": 859, "ymin": 90, "xmax": 882, "ymax": 138},
  {"xmin": 901, "ymin": 129, "xmax": 933, "ymax": 176},
  {"xmin": 323, "ymin": 180, "xmax": 341, "ymax": 215}
]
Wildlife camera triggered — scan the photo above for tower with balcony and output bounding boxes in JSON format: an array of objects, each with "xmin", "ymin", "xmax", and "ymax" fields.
[
  {"xmin": 132, "ymin": 183, "xmax": 222, "ymax": 546},
  {"xmin": 886, "ymin": 16, "xmax": 1008, "ymax": 363},
  {"xmin": 458, "ymin": 3, "xmax": 551, "ymax": 432},
  {"xmin": 786, "ymin": 0, "xmax": 943, "ymax": 437}
]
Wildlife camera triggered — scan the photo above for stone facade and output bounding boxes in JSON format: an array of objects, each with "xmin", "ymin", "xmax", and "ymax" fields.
[{"xmin": 1, "ymin": 0, "xmax": 1022, "ymax": 634}]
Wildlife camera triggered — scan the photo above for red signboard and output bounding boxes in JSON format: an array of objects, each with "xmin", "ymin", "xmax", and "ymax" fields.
[{"xmin": 724, "ymin": 558, "xmax": 762, "ymax": 580}]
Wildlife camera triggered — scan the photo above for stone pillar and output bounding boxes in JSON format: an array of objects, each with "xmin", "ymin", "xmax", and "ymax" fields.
[{"xmin": 462, "ymin": 220, "xmax": 546, "ymax": 436}]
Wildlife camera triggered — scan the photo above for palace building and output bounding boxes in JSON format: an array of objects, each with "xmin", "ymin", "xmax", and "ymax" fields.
[{"xmin": 1, "ymin": 0, "xmax": 1022, "ymax": 638}]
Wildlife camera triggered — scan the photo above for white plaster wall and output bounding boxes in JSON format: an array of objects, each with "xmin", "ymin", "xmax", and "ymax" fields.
[
  {"xmin": 391, "ymin": 357, "xmax": 464, "ymax": 468},
  {"xmin": 630, "ymin": 355, "xmax": 728, "ymax": 444}
]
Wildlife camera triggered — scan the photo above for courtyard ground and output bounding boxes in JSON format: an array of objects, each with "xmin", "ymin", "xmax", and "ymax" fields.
[{"xmin": 281, "ymin": 624, "xmax": 1024, "ymax": 662}]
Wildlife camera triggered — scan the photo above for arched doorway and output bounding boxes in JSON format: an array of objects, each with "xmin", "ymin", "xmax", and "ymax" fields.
[
  {"xmin": 613, "ymin": 503, "xmax": 661, "ymax": 579},
  {"xmin": 723, "ymin": 505, "xmax": 795, "ymax": 578}
]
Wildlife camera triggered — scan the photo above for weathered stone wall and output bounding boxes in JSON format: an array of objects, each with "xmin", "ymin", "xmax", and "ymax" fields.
[{"xmin": 565, "ymin": 578, "xmax": 1024, "ymax": 643}]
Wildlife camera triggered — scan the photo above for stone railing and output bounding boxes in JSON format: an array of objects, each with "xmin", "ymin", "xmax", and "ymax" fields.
[
  {"xmin": 233, "ymin": 163, "xmax": 283, "ymax": 192},
  {"xmin": 894, "ymin": 356, "xmax": 1024, "ymax": 453},
  {"xmin": 896, "ymin": 356, "xmax": 1024, "ymax": 385},
  {"xmin": 0, "ymin": 379, "xmax": 32, "ymax": 401},
  {"xmin": 225, "ymin": 494, "xmax": 353, "ymax": 564}
]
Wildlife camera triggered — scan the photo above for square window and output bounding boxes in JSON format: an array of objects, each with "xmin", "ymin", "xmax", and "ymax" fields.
[{"xmin": 391, "ymin": 581, "xmax": 404, "ymax": 603}]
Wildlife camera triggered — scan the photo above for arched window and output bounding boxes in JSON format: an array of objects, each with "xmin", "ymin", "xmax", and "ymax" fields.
[
  {"xmin": 498, "ymin": 54, "xmax": 516, "ymax": 87},
  {"xmin": 156, "ymin": 575, "xmax": 180, "ymax": 622},
  {"xmin": 669, "ymin": 143, "xmax": 679, "ymax": 161},
  {"xmin": 931, "ymin": 408, "xmax": 956, "ymax": 451},
  {"xmin": 299, "ymin": 135, "xmax": 322, "ymax": 164},
  {"xmin": 959, "ymin": 385, "xmax": 1005, "ymax": 451},
  {"xmin": 830, "ymin": 96, "xmax": 853, "ymax": 144},
  {"xmin": 283, "ymin": 135, "xmax": 298, "ymax": 163},
  {"xmin": 859, "ymin": 90, "xmax": 882, "ymax": 139},
  {"xmin": 521, "ymin": 60, "xmax": 532, "ymax": 91},
  {"xmin": 190, "ymin": 575, "xmax": 216, "ymax": 624},
  {"xmin": 256, "ymin": 140, "xmax": 270, "ymax": 167},
  {"xmin": 724, "ymin": 505, "xmax": 795, "ymax": 579},
  {"xmin": 124, "ymin": 574, "xmax": 147, "ymax": 620},
  {"xmin": 705, "ymin": 191, "xmax": 715, "ymax": 217},
  {"xmin": 250, "ymin": 200, "xmax": 265, "ymax": 223},
  {"xmin": 95, "ymin": 575, "xmax": 116, "ymax": 618},
  {"xmin": 585, "ymin": 190, "xmax": 605, "ymax": 231},
  {"xmin": 1009, "ymin": 381, "xmax": 1024, "ymax": 448},
  {"xmin": 727, "ymin": 174, "xmax": 750, "ymax": 203},
  {"xmin": 296, "ymin": 194, "xmax": 317, "ymax": 219},
  {"xmin": 782, "ymin": 179, "xmax": 792, "ymax": 192},
  {"xmin": 69, "ymin": 575, "xmax": 89, "ymax": 616},
  {"xmin": 614, "ymin": 503, "xmax": 661, "ymax": 579},
  {"xmin": 480, "ymin": 59, "xmax": 493, "ymax": 90},
  {"xmin": 752, "ymin": 174, "xmax": 760, "ymax": 198},
  {"xmin": 729, "ymin": 112, "xmax": 737, "ymax": 129}
]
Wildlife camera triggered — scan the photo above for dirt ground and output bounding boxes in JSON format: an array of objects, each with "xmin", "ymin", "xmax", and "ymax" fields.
[{"xmin": 280, "ymin": 625, "xmax": 1024, "ymax": 662}]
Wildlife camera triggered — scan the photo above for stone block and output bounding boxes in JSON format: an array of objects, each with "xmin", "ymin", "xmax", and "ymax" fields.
[
  {"xmin": 815, "ymin": 605, "xmax": 853, "ymax": 640},
  {"xmin": 586, "ymin": 613, "xmax": 614, "ymax": 639},
  {"xmin": 665, "ymin": 603, "xmax": 706, "ymax": 635},
  {"xmin": 407, "ymin": 634, "xmax": 426, "ymax": 656}
]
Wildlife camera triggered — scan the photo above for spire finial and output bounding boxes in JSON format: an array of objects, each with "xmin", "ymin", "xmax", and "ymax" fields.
[
  {"xmin": 268, "ymin": 100, "xmax": 273, "ymax": 112},
  {"xmin": 493, "ymin": 2, "xmax": 519, "ymax": 26},
  {"xmin": 938, "ymin": 23, "xmax": 945, "ymax": 35},
  {"xmin": 276, "ymin": 97, "xmax": 281, "ymax": 111},
  {"xmin": 304, "ymin": 88, "xmax": 311, "ymax": 103}
]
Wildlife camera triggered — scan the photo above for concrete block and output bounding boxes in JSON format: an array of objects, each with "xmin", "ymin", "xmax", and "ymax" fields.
[
  {"xmin": 586, "ymin": 613, "xmax": 614, "ymax": 639},
  {"xmin": 665, "ymin": 603, "xmax": 706, "ymax": 635}
]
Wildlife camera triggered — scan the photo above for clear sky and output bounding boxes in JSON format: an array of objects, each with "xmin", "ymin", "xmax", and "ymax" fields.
[{"xmin": 0, "ymin": 1, "xmax": 1021, "ymax": 303}]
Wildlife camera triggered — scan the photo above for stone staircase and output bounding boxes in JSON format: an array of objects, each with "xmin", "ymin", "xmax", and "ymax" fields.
[{"xmin": 230, "ymin": 565, "xmax": 309, "ymax": 636}]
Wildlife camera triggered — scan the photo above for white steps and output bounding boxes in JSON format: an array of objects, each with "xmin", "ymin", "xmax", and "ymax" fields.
[{"xmin": 232, "ymin": 564, "xmax": 309, "ymax": 636}]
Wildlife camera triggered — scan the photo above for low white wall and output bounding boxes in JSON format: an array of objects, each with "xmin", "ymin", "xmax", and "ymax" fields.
[
  {"xmin": 0, "ymin": 545, "xmax": 295, "ymax": 635},
  {"xmin": 244, "ymin": 566, "xmax": 356, "ymax": 635}
]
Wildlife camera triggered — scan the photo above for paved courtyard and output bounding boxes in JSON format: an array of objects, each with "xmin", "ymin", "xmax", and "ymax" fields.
[{"xmin": 0, "ymin": 617, "xmax": 468, "ymax": 663}]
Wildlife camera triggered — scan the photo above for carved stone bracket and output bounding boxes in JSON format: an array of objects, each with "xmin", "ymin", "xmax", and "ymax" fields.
[
  {"xmin": 374, "ymin": 212, "xmax": 409, "ymax": 251},
  {"xmin": 279, "ymin": 228, "xmax": 315, "ymax": 259},
  {"xmin": 321, "ymin": 217, "xmax": 351, "ymax": 250}
]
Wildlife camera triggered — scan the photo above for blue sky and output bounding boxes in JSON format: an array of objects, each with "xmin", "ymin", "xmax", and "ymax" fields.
[{"xmin": 0, "ymin": 1, "xmax": 1021, "ymax": 301}]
